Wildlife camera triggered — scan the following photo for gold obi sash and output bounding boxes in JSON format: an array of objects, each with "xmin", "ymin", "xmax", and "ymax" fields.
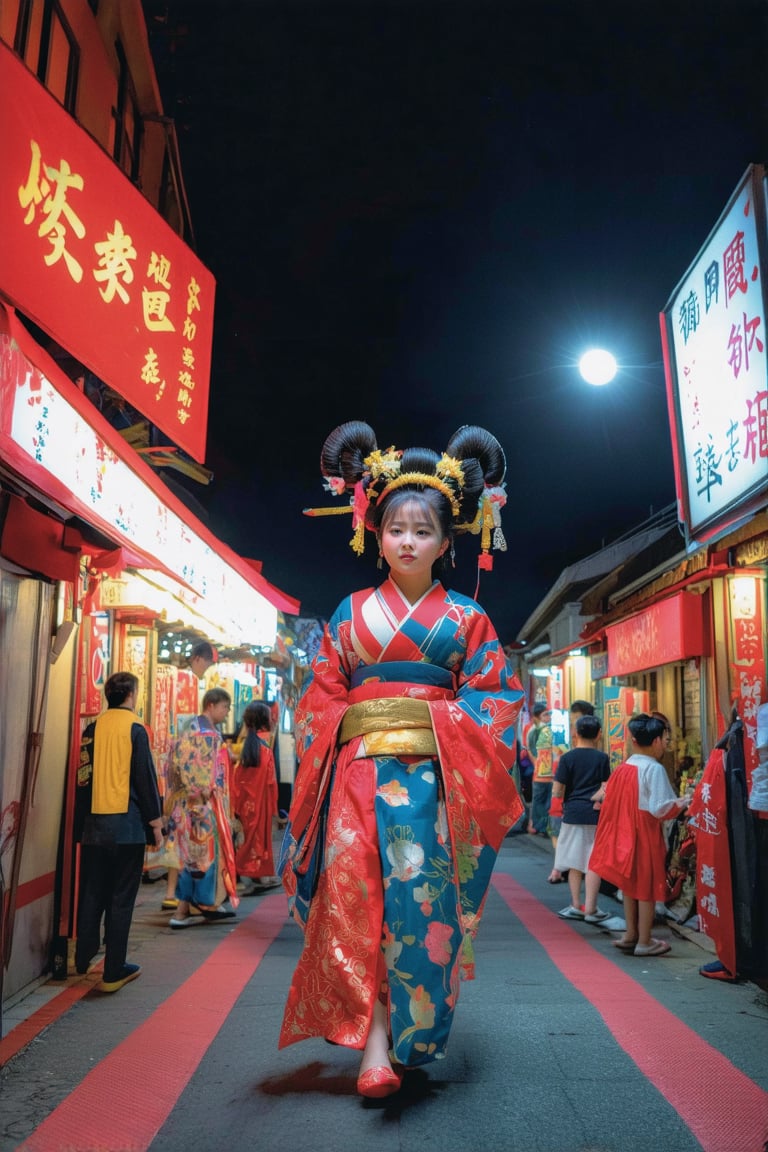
[{"xmin": 339, "ymin": 697, "xmax": 437, "ymax": 757}]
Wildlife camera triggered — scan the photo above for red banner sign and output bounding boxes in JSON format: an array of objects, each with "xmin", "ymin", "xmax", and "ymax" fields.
[
  {"xmin": 606, "ymin": 591, "xmax": 707, "ymax": 677},
  {"xmin": 727, "ymin": 574, "xmax": 766, "ymax": 812},
  {"xmin": 688, "ymin": 748, "xmax": 737, "ymax": 976},
  {"xmin": 0, "ymin": 41, "xmax": 215, "ymax": 463}
]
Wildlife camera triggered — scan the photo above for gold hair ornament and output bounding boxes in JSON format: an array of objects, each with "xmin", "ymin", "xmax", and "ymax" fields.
[
  {"xmin": 304, "ymin": 442, "xmax": 512, "ymax": 570},
  {"xmin": 376, "ymin": 472, "xmax": 462, "ymax": 517}
]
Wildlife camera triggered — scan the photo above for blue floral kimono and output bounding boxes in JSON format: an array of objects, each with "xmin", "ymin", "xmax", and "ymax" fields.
[{"xmin": 279, "ymin": 578, "xmax": 524, "ymax": 1066}]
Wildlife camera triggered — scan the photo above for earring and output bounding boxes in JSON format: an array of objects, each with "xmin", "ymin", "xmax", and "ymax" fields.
[
  {"xmin": 377, "ymin": 553, "xmax": 383, "ymax": 570},
  {"xmin": 450, "ymin": 544, "xmax": 456, "ymax": 568}
]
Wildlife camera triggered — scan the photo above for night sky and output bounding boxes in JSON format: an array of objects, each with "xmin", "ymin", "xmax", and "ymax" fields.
[{"xmin": 144, "ymin": 0, "xmax": 768, "ymax": 643}]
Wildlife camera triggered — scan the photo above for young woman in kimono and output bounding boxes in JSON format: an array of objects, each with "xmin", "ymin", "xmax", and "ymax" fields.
[{"xmin": 279, "ymin": 421, "xmax": 525, "ymax": 1098}]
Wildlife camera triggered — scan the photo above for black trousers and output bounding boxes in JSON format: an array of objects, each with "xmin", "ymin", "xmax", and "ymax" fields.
[{"xmin": 75, "ymin": 843, "xmax": 145, "ymax": 981}]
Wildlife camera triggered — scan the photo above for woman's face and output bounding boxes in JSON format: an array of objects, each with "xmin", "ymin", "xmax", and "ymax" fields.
[{"xmin": 379, "ymin": 497, "xmax": 448, "ymax": 594}]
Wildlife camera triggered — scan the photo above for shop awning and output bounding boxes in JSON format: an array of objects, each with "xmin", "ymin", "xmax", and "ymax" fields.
[
  {"xmin": 242, "ymin": 559, "xmax": 301, "ymax": 615},
  {"xmin": 0, "ymin": 303, "xmax": 299, "ymax": 645},
  {"xmin": 604, "ymin": 590, "xmax": 708, "ymax": 677}
]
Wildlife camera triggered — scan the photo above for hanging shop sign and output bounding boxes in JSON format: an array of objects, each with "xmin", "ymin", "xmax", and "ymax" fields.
[
  {"xmin": 725, "ymin": 573, "xmax": 766, "ymax": 804},
  {"xmin": 547, "ymin": 665, "xmax": 564, "ymax": 710},
  {"xmin": 0, "ymin": 41, "xmax": 214, "ymax": 464},
  {"xmin": 661, "ymin": 164, "xmax": 768, "ymax": 543},
  {"xmin": 605, "ymin": 591, "xmax": 707, "ymax": 677},
  {"xmin": 0, "ymin": 306, "xmax": 277, "ymax": 649}
]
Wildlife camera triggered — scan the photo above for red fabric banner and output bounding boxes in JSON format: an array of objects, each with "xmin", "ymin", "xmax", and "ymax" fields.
[{"xmin": 688, "ymin": 748, "xmax": 737, "ymax": 976}]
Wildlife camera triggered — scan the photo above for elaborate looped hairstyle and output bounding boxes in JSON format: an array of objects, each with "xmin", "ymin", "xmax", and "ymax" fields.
[{"xmin": 306, "ymin": 420, "xmax": 508, "ymax": 572}]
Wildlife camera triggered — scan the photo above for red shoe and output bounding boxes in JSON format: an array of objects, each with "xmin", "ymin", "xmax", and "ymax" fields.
[{"xmin": 357, "ymin": 1064, "xmax": 404, "ymax": 1098}]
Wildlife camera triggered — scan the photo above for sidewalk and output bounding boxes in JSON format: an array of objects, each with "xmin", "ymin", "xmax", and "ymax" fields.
[{"xmin": 507, "ymin": 824, "xmax": 718, "ymax": 954}]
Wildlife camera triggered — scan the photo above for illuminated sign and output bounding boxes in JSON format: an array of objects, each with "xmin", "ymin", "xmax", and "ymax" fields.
[
  {"xmin": 661, "ymin": 164, "xmax": 768, "ymax": 542},
  {"xmin": 0, "ymin": 41, "xmax": 215, "ymax": 463},
  {"xmin": 0, "ymin": 318, "xmax": 277, "ymax": 649},
  {"xmin": 605, "ymin": 592, "xmax": 707, "ymax": 677}
]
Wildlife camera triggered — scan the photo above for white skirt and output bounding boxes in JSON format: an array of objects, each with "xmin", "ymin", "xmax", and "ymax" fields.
[{"xmin": 554, "ymin": 822, "xmax": 598, "ymax": 873}]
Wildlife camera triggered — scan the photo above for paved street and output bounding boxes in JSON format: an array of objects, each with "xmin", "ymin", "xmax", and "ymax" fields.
[{"xmin": 2, "ymin": 832, "xmax": 767, "ymax": 1152}]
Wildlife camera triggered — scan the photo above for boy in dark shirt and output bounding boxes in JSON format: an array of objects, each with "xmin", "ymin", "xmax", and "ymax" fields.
[{"xmin": 550, "ymin": 714, "xmax": 610, "ymax": 922}]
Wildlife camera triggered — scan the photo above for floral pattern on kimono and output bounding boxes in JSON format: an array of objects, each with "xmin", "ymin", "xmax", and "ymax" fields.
[
  {"xmin": 165, "ymin": 724, "xmax": 238, "ymax": 907},
  {"xmin": 279, "ymin": 578, "xmax": 523, "ymax": 1065}
]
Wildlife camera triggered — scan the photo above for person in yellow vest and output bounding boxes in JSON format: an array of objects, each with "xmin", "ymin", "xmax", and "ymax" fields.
[
  {"xmin": 74, "ymin": 671, "xmax": 164, "ymax": 992},
  {"xmin": 534, "ymin": 708, "xmax": 568, "ymax": 882},
  {"xmin": 529, "ymin": 703, "xmax": 553, "ymax": 835}
]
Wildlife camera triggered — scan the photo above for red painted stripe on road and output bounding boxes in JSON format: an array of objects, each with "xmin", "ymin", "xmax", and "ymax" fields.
[
  {"xmin": 16, "ymin": 893, "xmax": 287, "ymax": 1152},
  {"xmin": 492, "ymin": 872, "xmax": 768, "ymax": 1152}
]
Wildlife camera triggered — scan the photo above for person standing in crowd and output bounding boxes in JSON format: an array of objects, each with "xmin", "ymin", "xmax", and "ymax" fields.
[
  {"xmin": 189, "ymin": 640, "xmax": 216, "ymax": 680},
  {"xmin": 232, "ymin": 701, "xmax": 281, "ymax": 893},
  {"xmin": 534, "ymin": 707, "xmax": 568, "ymax": 882},
  {"xmin": 551, "ymin": 714, "xmax": 611, "ymax": 921},
  {"xmin": 75, "ymin": 672, "xmax": 164, "ymax": 992},
  {"xmin": 166, "ymin": 688, "xmax": 239, "ymax": 928},
  {"xmin": 161, "ymin": 639, "xmax": 218, "ymax": 912},
  {"xmin": 569, "ymin": 699, "xmax": 595, "ymax": 740},
  {"xmin": 527, "ymin": 702, "xmax": 551, "ymax": 835},
  {"xmin": 279, "ymin": 421, "xmax": 524, "ymax": 1098},
  {"xmin": 588, "ymin": 712, "xmax": 690, "ymax": 957}
]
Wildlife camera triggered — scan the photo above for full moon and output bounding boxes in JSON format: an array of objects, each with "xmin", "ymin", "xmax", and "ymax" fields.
[{"xmin": 578, "ymin": 349, "xmax": 618, "ymax": 386}]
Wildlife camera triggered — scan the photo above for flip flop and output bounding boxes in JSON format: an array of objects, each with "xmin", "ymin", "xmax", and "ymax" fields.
[
  {"xmin": 613, "ymin": 939, "xmax": 638, "ymax": 952},
  {"xmin": 633, "ymin": 938, "xmax": 671, "ymax": 957}
]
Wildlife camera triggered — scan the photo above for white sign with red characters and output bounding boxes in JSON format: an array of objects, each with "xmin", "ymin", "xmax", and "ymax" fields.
[{"xmin": 662, "ymin": 165, "xmax": 768, "ymax": 540}]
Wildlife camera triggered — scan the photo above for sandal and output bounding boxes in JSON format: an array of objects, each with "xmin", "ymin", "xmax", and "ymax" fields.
[
  {"xmin": 634, "ymin": 938, "xmax": 671, "ymax": 957},
  {"xmin": 613, "ymin": 939, "xmax": 638, "ymax": 952}
]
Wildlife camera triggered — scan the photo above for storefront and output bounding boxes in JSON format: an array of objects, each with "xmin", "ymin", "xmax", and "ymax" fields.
[
  {"xmin": 584, "ymin": 589, "xmax": 712, "ymax": 779},
  {"xmin": 0, "ymin": 26, "xmax": 304, "ymax": 1012},
  {"xmin": 0, "ymin": 306, "xmax": 301, "ymax": 1006},
  {"xmin": 660, "ymin": 162, "xmax": 768, "ymax": 807}
]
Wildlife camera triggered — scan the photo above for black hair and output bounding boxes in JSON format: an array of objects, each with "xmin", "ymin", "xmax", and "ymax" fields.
[
  {"xmin": 651, "ymin": 710, "xmax": 672, "ymax": 735},
  {"xmin": 104, "ymin": 671, "xmax": 138, "ymax": 707},
  {"xmin": 576, "ymin": 714, "xmax": 601, "ymax": 740},
  {"xmin": 191, "ymin": 641, "xmax": 214, "ymax": 662},
  {"xmin": 240, "ymin": 702, "xmax": 272, "ymax": 768},
  {"xmin": 318, "ymin": 421, "xmax": 506, "ymax": 563},
  {"xmin": 202, "ymin": 687, "xmax": 231, "ymax": 710},
  {"xmin": 627, "ymin": 713, "xmax": 667, "ymax": 747},
  {"xmin": 570, "ymin": 699, "xmax": 595, "ymax": 716}
]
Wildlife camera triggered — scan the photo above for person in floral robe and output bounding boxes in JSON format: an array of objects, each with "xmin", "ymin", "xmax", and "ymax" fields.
[{"xmin": 279, "ymin": 421, "xmax": 524, "ymax": 1098}]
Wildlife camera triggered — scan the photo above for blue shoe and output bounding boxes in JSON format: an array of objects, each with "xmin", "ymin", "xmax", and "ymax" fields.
[
  {"xmin": 699, "ymin": 961, "xmax": 738, "ymax": 982},
  {"xmin": 96, "ymin": 963, "xmax": 141, "ymax": 993}
]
